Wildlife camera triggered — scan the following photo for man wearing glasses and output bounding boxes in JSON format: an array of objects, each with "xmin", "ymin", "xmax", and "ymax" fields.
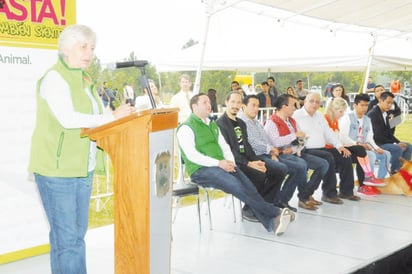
[{"xmin": 293, "ymin": 92, "xmax": 356, "ymax": 204}]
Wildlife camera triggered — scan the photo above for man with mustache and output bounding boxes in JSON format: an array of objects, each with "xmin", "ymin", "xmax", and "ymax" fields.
[{"xmin": 216, "ymin": 91, "xmax": 291, "ymax": 221}]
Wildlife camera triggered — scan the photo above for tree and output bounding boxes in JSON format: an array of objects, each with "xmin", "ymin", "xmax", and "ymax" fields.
[{"xmin": 88, "ymin": 51, "xmax": 160, "ymax": 108}]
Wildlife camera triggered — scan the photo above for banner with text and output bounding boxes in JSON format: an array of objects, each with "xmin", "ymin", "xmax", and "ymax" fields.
[
  {"xmin": 0, "ymin": 0, "xmax": 76, "ymax": 49},
  {"xmin": 0, "ymin": 0, "xmax": 76, "ymax": 262}
]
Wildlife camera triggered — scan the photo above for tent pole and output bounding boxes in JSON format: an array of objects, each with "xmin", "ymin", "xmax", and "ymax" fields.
[
  {"xmin": 362, "ymin": 35, "xmax": 377, "ymax": 94},
  {"xmin": 194, "ymin": 1, "xmax": 215, "ymax": 95}
]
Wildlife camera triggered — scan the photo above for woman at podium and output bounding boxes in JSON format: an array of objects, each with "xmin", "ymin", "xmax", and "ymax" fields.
[{"xmin": 28, "ymin": 24, "xmax": 134, "ymax": 274}]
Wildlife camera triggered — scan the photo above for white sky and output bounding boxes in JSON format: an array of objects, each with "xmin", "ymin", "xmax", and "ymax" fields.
[{"xmin": 76, "ymin": 0, "xmax": 205, "ymax": 65}]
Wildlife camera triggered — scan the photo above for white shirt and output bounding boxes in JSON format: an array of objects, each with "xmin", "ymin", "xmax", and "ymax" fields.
[
  {"xmin": 134, "ymin": 95, "xmax": 164, "ymax": 111},
  {"xmin": 293, "ymin": 107, "xmax": 342, "ymax": 149},
  {"xmin": 40, "ymin": 70, "xmax": 114, "ymax": 128},
  {"xmin": 170, "ymin": 90, "xmax": 193, "ymax": 122},
  {"xmin": 177, "ymin": 118, "xmax": 235, "ymax": 167},
  {"xmin": 264, "ymin": 119, "xmax": 299, "ymax": 149},
  {"xmin": 123, "ymin": 85, "xmax": 134, "ymax": 100}
]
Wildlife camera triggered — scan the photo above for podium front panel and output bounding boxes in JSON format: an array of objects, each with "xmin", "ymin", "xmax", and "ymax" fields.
[{"xmin": 149, "ymin": 128, "xmax": 174, "ymax": 274}]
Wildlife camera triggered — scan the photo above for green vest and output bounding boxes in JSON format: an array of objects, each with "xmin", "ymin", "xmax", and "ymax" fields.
[
  {"xmin": 179, "ymin": 114, "xmax": 224, "ymax": 176},
  {"xmin": 28, "ymin": 57, "xmax": 103, "ymax": 177}
]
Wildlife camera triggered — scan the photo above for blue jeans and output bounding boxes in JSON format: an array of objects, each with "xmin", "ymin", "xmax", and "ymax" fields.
[
  {"xmin": 304, "ymin": 148, "xmax": 349, "ymax": 197},
  {"xmin": 299, "ymin": 152, "xmax": 329, "ymax": 201},
  {"xmin": 191, "ymin": 167, "xmax": 281, "ymax": 231},
  {"xmin": 35, "ymin": 172, "xmax": 93, "ymax": 274},
  {"xmin": 367, "ymin": 150, "xmax": 391, "ymax": 179},
  {"xmin": 275, "ymin": 154, "xmax": 306, "ymax": 203},
  {"xmin": 380, "ymin": 142, "xmax": 412, "ymax": 173}
]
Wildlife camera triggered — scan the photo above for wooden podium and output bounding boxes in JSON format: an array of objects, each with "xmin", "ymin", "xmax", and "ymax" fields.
[{"xmin": 82, "ymin": 108, "xmax": 178, "ymax": 274}]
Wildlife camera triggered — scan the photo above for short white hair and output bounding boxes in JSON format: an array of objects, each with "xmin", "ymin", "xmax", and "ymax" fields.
[{"xmin": 58, "ymin": 24, "xmax": 96, "ymax": 57}]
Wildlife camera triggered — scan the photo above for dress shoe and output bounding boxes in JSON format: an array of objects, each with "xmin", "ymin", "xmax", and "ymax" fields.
[
  {"xmin": 241, "ymin": 208, "xmax": 259, "ymax": 222},
  {"xmin": 298, "ymin": 200, "xmax": 317, "ymax": 210},
  {"xmin": 338, "ymin": 193, "xmax": 361, "ymax": 201},
  {"xmin": 309, "ymin": 195, "xmax": 323, "ymax": 205},
  {"xmin": 274, "ymin": 201, "xmax": 297, "ymax": 213},
  {"xmin": 321, "ymin": 195, "xmax": 343, "ymax": 204}
]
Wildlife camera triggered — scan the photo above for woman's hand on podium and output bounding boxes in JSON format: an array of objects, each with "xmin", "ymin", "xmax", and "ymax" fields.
[{"xmin": 113, "ymin": 104, "xmax": 136, "ymax": 119}]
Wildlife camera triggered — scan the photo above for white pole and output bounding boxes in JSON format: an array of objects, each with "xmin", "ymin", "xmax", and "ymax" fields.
[
  {"xmin": 193, "ymin": 0, "xmax": 241, "ymax": 94},
  {"xmin": 362, "ymin": 35, "xmax": 377, "ymax": 94},
  {"xmin": 193, "ymin": 14, "xmax": 211, "ymax": 94},
  {"xmin": 193, "ymin": 0, "xmax": 216, "ymax": 94}
]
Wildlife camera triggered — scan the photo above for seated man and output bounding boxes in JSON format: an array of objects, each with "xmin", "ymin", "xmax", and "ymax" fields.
[
  {"xmin": 293, "ymin": 93, "xmax": 356, "ymax": 204},
  {"xmin": 216, "ymin": 92, "xmax": 290, "ymax": 215},
  {"xmin": 340, "ymin": 93, "xmax": 390, "ymax": 196},
  {"xmin": 367, "ymin": 85, "xmax": 401, "ymax": 134},
  {"xmin": 367, "ymin": 91, "xmax": 412, "ymax": 174},
  {"xmin": 263, "ymin": 94, "xmax": 329, "ymax": 210},
  {"xmin": 177, "ymin": 92, "xmax": 294, "ymax": 236}
]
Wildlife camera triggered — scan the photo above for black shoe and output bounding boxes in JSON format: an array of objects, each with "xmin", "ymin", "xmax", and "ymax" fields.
[
  {"xmin": 286, "ymin": 204, "xmax": 297, "ymax": 213},
  {"xmin": 321, "ymin": 195, "xmax": 343, "ymax": 204},
  {"xmin": 242, "ymin": 208, "xmax": 259, "ymax": 222},
  {"xmin": 338, "ymin": 193, "xmax": 361, "ymax": 201},
  {"xmin": 274, "ymin": 201, "xmax": 298, "ymax": 213}
]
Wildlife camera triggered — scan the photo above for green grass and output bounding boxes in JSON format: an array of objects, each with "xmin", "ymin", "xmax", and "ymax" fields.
[
  {"xmin": 394, "ymin": 116, "xmax": 412, "ymax": 144},
  {"xmin": 88, "ymin": 164, "xmax": 226, "ymax": 228},
  {"xmin": 88, "ymin": 173, "xmax": 115, "ymax": 229}
]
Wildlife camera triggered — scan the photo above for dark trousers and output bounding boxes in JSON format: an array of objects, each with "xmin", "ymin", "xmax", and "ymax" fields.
[
  {"xmin": 326, "ymin": 147, "xmax": 355, "ymax": 196},
  {"xmin": 347, "ymin": 145, "xmax": 368, "ymax": 185},
  {"xmin": 240, "ymin": 165, "xmax": 281, "ymax": 205},
  {"xmin": 305, "ymin": 148, "xmax": 354, "ymax": 197}
]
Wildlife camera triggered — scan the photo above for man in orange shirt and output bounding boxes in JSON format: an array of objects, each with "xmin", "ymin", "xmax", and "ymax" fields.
[{"xmin": 390, "ymin": 79, "xmax": 401, "ymax": 94}]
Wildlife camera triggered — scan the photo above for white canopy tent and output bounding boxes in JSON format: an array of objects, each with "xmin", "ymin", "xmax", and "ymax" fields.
[
  {"xmin": 154, "ymin": 0, "xmax": 412, "ymax": 92},
  {"xmin": 155, "ymin": 35, "xmax": 412, "ymax": 72},
  {"xmin": 250, "ymin": 0, "xmax": 412, "ymax": 34}
]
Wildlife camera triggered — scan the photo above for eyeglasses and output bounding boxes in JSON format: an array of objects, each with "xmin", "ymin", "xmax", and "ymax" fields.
[{"xmin": 308, "ymin": 99, "xmax": 321, "ymax": 105}]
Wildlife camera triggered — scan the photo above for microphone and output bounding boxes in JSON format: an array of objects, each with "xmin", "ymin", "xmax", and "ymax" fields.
[{"xmin": 106, "ymin": 60, "xmax": 148, "ymax": 70}]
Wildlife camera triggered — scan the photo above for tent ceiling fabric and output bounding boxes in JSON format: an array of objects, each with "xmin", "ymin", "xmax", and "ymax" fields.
[
  {"xmin": 155, "ymin": 0, "xmax": 412, "ymax": 72},
  {"xmin": 243, "ymin": 0, "xmax": 412, "ymax": 37}
]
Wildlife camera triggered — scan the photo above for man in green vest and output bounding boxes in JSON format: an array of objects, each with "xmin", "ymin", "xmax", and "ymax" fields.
[{"xmin": 177, "ymin": 92, "xmax": 295, "ymax": 236}]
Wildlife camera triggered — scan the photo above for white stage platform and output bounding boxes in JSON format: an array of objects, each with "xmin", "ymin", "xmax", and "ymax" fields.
[{"xmin": 1, "ymin": 189, "xmax": 412, "ymax": 274}]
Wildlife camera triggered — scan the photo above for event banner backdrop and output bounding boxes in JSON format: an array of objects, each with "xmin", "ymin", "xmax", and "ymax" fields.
[
  {"xmin": 0, "ymin": 0, "xmax": 76, "ymax": 263},
  {"xmin": 0, "ymin": 0, "xmax": 76, "ymax": 49}
]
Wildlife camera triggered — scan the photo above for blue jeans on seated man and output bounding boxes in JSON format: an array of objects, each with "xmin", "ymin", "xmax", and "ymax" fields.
[
  {"xmin": 380, "ymin": 142, "xmax": 412, "ymax": 173},
  {"xmin": 299, "ymin": 152, "xmax": 329, "ymax": 200},
  {"xmin": 367, "ymin": 150, "xmax": 391, "ymax": 178},
  {"xmin": 35, "ymin": 172, "xmax": 93, "ymax": 274},
  {"xmin": 304, "ymin": 148, "xmax": 346, "ymax": 198},
  {"xmin": 191, "ymin": 166, "xmax": 281, "ymax": 232},
  {"xmin": 259, "ymin": 154, "xmax": 305, "ymax": 204}
]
